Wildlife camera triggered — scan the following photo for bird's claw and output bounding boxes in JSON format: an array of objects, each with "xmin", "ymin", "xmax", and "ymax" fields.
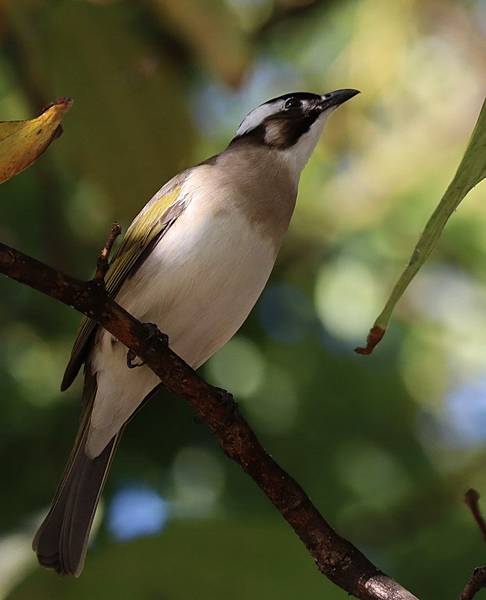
[
  {"xmin": 144, "ymin": 322, "xmax": 168, "ymax": 345},
  {"xmin": 126, "ymin": 322, "xmax": 169, "ymax": 369},
  {"xmin": 127, "ymin": 349, "xmax": 144, "ymax": 369},
  {"xmin": 215, "ymin": 387, "xmax": 239, "ymax": 425}
]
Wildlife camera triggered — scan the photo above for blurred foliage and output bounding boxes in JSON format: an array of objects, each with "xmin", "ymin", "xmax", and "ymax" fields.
[
  {"xmin": 10, "ymin": 520, "xmax": 336, "ymax": 599},
  {"xmin": 0, "ymin": 0, "xmax": 485, "ymax": 599},
  {"xmin": 360, "ymin": 97, "xmax": 486, "ymax": 353}
]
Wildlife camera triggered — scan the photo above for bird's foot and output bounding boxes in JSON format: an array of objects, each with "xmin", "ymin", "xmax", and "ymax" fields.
[
  {"xmin": 126, "ymin": 349, "xmax": 144, "ymax": 369},
  {"xmin": 192, "ymin": 385, "xmax": 238, "ymax": 427},
  {"xmin": 214, "ymin": 386, "xmax": 239, "ymax": 425},
  {"xmin": 193, "ymin": 388, "xmax": 238, "ymax": 427},
  {"xmin": 143, "ymin": 322, "xmax": 169, "ymax": 346},
  {"xmin": 126, "ymin": 322, "xmax": 169, "ymax": 369}
]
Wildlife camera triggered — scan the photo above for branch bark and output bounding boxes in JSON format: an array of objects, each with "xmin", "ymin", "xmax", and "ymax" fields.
[
  {"xmin": 0, "ymin": 238, "xmax": 419, "ymax": 600},
  {"xmin": 94, "ymin": 222, "xmax": 121, "ymax": 281},
  {"xmin": 460, "ymin": 489, "xmax": 486, "ymax": 600},
  {"xmin": 465, "ymin": 489, "xmax": 486, "ymax": 542},
  {"xmin": 460, "ymin": 567, "xmax": 486, "ymax": 600}
]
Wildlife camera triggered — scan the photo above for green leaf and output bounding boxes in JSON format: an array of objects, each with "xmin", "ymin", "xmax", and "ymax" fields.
[{"xmin": 356, "ymin": 97, "xmax": 486, "ymax": 355}]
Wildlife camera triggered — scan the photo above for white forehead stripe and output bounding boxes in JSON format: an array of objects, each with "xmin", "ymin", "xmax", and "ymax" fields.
[{"xmin": 236, "ymin": 100, "xmax": 286, "ymax": 136}]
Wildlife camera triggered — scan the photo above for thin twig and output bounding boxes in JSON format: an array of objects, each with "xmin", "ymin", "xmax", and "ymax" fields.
[
  {"xmin": 460, "ymin": 566, "xmax": 486, "ymax": 600},
  {"xmin": 0, "ymin": 236, "xmax": 419, "ymax": 600},
  {"xmin": 459, "ymin": 489, "xmax": 486, "ymax": 599},
  {"xmin": 466, "ymin": 489, "xmax": 486, "ymax": 542},
  {"xmin": 94, "ymin": 222, "xmax": 121, "ymax": 282}
]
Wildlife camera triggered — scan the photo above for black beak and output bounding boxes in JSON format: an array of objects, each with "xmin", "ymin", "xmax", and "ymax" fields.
[{"xmin": 319, "ymin": 88, "xmax": 360, "ymax": 111}]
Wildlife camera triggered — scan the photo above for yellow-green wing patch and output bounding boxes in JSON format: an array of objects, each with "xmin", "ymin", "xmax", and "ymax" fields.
[{"xmin": 61, "ymin": 177, "xmax": 187, "ymax": 391}]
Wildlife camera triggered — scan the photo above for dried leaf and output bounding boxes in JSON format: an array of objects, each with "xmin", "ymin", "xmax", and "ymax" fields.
[
  {"xmin": 356, "ymin": 97, "xmax": 486, "ymax": 355},
  {"xmin": 0, "ymin": 97, "xmax": 72, "ymax": 184}
]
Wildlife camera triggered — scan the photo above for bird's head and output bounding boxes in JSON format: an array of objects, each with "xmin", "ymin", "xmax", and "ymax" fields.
[{"xmin": 231, "ymin": 89, "xmax": 359, "ymax": 176}]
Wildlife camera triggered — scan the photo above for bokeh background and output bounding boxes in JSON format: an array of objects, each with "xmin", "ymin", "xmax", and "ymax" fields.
[{"xmin": 0, "ymin": 0, "xmax": 485, "ymax": 598}]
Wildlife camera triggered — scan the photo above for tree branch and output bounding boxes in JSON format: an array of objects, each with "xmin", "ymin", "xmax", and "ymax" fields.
[
  {"xmin": 460, "ymin": 489, "xmax": 486, "ymax": 600},
  {"xmin": 460, "ymin": 567, "xmax": 486, "ymax": 600},
  {"xmin": 0, "ymin": 237, "xmax": 418, "ymax": 600},
  {"xmin": 465, "ymin": 489, "xmax": 486, "ymax": 542}
]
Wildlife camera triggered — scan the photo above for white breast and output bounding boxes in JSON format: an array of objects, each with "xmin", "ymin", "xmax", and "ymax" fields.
[
  {"xmin": 125, "ymin": 195, "xmax": 278, "ymax": 367},
  {"xmin": 87, "ymin": 171, "xmax": 280, "ymax": 457}
]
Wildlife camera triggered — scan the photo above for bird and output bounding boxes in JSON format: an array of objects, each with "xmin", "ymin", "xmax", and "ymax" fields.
[{"xmin": 33, "ymin": 88, "xmax": 359, "ymax": 576}]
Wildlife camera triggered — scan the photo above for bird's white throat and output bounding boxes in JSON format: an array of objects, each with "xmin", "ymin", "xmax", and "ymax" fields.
[{"xmin": 279, "ymin": 112, "xmax": 328, "ymax": 181}]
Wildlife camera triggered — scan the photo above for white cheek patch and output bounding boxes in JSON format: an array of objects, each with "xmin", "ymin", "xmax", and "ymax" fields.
[{"xmin": 236, "ymin": 100, "xmax": 285, "ymax": 136}]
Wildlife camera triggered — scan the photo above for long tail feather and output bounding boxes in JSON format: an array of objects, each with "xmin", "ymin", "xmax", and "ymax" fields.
[{"xmin": 33, "ymin": 371, "xmax": 121, "ymax": 576}]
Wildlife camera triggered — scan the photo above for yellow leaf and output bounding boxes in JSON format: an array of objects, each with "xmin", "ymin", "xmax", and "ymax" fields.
[{"xmin": 0, "ymin": 97, "xmax": 72, "ymax": 184}]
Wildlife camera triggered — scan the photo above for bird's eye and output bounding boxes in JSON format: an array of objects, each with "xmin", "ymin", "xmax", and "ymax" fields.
[{"xmin": 284, "ymin": 97, "xmax": 301, "ymax": 111}]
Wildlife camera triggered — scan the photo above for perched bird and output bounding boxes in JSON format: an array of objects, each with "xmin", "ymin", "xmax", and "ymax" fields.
[{"xmin": 33, "ymin": 88, "xmax": 359, "ymax": 575}]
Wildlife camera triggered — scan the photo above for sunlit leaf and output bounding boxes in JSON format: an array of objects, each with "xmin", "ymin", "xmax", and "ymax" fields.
[
  {"xmin": 0, "ymin": 97, "xmax": 72, "ymax": 184},
  {"xmin": 356, "ymin": 97, "xmax": 486, "ymax": 355}
]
